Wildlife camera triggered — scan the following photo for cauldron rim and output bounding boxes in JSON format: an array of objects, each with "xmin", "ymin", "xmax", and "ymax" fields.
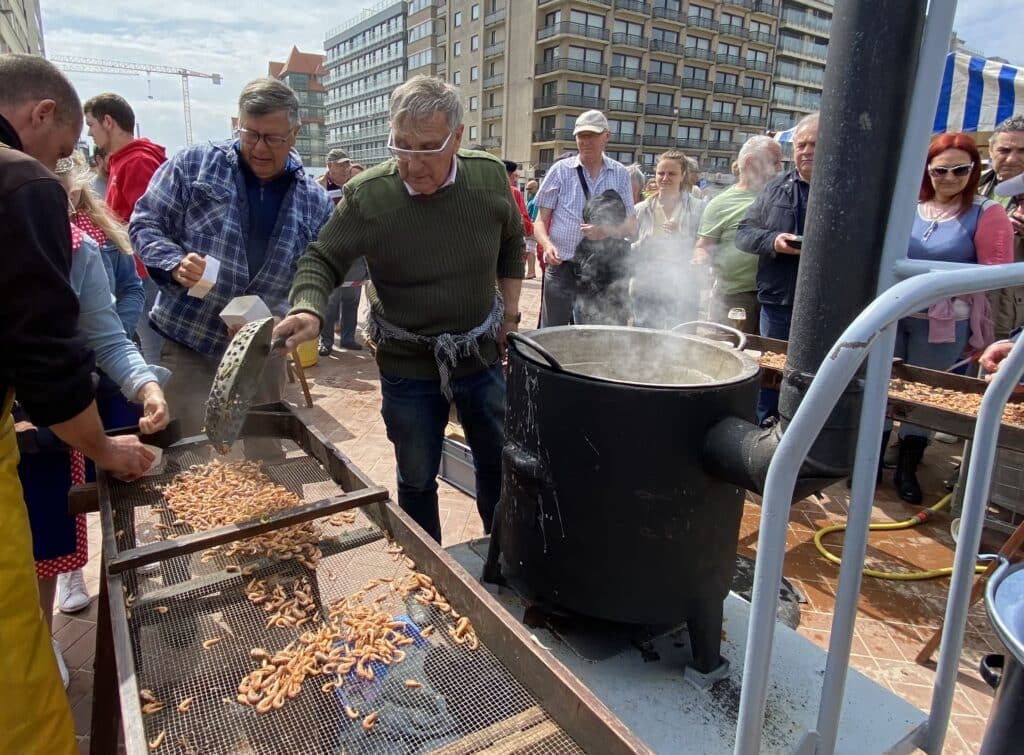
[{"xmin": 511, "ymin": 324, "xmax": 761, "ymax": 390}]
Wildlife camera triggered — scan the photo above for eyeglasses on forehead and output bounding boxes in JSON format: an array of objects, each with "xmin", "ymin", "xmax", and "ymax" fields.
[
  {"xmin": 927, "ymin": 163, "xmax": 974, "ymax": 177},
  {"xmin": 387, "ymin": 129, "xmax": 454, "ymax": 160},
  {"xmin": 235, "ymin": 127, "xmax": 291, "ymax": 148}
]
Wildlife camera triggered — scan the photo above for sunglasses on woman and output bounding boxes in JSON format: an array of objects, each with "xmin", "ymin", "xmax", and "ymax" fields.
[{"xmin": 927, "ymin": 162, "xmax": 974, "ymax": 177}]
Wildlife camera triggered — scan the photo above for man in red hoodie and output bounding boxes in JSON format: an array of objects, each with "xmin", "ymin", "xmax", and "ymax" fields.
[
  {"xmin": 83, "ymin": 93, "xmax": 166, "ymax": 222},
  {"xmin": 84, "ymin": 93, "xmax": 167, "ymax": 362}
]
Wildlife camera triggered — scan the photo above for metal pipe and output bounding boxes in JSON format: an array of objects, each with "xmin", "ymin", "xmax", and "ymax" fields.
[
  {"xmin": 813, "ymin": 324, "xmax": 897, "ymax": 754},
  {"xmin": 734, "ymin": 263, "xmax": 1024, "ymax": 755},
  {"xmin": 925, "ymin": 338, "xmax": 1024, "ymax": 753}
]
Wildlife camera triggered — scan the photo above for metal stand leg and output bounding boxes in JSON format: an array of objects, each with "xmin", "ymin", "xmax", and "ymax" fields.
[{"xmin": 90, "ymin": 560, "xmax": 120, "ymax": 755}]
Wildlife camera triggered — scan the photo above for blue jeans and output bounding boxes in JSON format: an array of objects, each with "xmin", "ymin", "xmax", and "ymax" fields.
[
  {"xmin": 757, "ymin": 303, "xmax": 793, "ymax": 425},
  {"xmin": 321, "ymin": 286, "xmax": 362, "ymax": 347},
  {"xmin": 892, "ymin": 317, "xmax": 970, "ymax": 438},
  {"xmin": 380, "ymin": 363, "xmax": 506, "ymax": 543}
]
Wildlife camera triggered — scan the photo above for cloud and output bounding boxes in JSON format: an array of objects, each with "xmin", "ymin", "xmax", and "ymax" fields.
[
  {"xmin": 953, "ymin": 1, "xmax": 1021, "ymax": 65},
  {"xmin": 41, "ymin": 0, "xmax": 370, "ymax": 153}
]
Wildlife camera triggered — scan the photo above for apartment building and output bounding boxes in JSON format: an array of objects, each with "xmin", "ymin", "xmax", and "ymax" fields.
[
  {"xmin": 1, "ymin": 0, "xmax": 44, "ymax": 55},
  {"xmin": 769, "ymin": 0, "xmax": 831, "ymax": 132},
  {"xmin": 269, "ymin": 47, "xmax": 328, "ymax": 169},
  {"xmin": 328, "ymin": 1, "xmax": 836, "ymax": 181},
  {"xmin": 324, "ymin": 1, "xmax": 407, "ymax": 167}
]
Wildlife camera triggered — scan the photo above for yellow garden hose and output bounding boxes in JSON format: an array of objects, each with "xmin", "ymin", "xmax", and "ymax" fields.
[{"xmin": 813, "ymin": 493, "xmax": 987, "ymax": 580}]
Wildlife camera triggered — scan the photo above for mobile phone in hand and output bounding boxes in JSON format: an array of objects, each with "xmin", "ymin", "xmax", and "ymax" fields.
[{"xmin": 787, "ymin": 235, "xmax": 803, "ymax": 249}]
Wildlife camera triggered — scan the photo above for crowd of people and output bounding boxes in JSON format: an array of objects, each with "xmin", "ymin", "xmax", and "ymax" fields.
[{"xmin": 1, "ymin": 49, "xmax": 1023, "ymax": 753}]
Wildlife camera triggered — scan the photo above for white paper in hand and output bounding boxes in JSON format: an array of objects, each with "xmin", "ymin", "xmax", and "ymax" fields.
[{"xmin": 188, "ymin": 255, "xmax": 221, "ymax": 299}]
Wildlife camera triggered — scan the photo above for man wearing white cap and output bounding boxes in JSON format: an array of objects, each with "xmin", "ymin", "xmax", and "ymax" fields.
[{"xmin": 532, "ymin": 109, "xmax": 636, "ymax": 327}]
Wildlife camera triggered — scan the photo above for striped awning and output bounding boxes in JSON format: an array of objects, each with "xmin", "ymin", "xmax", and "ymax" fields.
[
  {"xmin": 774, "ymin": 126, "xmax": 796, "ymax": 144},
  {"xmin": 934, "ymin": 51, "xmax": 1023, "ymax": 133}
]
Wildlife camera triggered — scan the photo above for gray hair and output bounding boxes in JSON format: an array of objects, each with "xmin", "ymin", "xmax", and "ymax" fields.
[
  {"xmin": 737, "ymin": 135, "xmax": 780, "ymax": 167},
  {"xmin": 238, "ymin": 78, "xmax": 300, "ymax": 127},
  {"xmin": 990, "ymin": 115, "xmax": 1024, "ymax": 144},
  {"xmin": 390, "ymin": 75, "xmax": 463, "ymax": 133},
  {"xmin": 794, "ymin": 112, "xmax": 820, "ymax": 139},
  {"xmin": 626, "ymin": 163, "xmax": 646, "ymax": 189},
  {"xmin": 0, "ymin": 53, "xmax": 81, "ymax": 125}
]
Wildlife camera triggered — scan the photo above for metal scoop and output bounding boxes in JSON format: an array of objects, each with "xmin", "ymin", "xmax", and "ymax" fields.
[{"xmin": 205, "ymin": 317, "xmax": 286, "ymax": 453}]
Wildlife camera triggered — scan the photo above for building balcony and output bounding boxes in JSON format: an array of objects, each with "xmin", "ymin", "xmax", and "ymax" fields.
[
  {"xmin": 534, "ymin": 94, "xmax": 605, "ymax": 110},
  {"xmin": 652, "ymin": 6, "xmax": 685, "ymax": 23},
  {"xmin": 647, "ymin": 71, "xmax": 679, "ymax": 87},
  {"xmin": 707, "ymin": 139, "xmax": 742, "ymax": 152},
  {"xmin": 607, "ymin": 99, "xmax": 643, "ymax": 114},
  {"xmin": 745, "ymin": 58, "xmax": 772, "ymax": 73},
  {"xmin": 643, "ymin": 134, "xmax": 676, "ymax": 148},
  {"xmin": 484, "ymin": 7, "xmax": 505, "ymax": 26},
  {"xmin": 650, "ymin": 39, "xmax": 686, "ymax": 56},
  {"xmin": 772, "ymin": 95, "xmax": 820, "ymax": 113},
  {"xmin": 609, "ymin": 65, "xmax": 646, "ymax": 82},
  {"xmin": 537, "ymin": 21, "xmax": 610, "ymax": 43},
  {"xmin": 713, "ymin": 82, "xmax": 744, "ymax": 96},
  {"xmin": 609, "ymin": 131, "xmax": 642, "ymax": 146},
  {"xmin": 775, "ymin": 65, "xmax": 825, "ymax": 87},
  {"xmin": 778, "ymin": 37, "xmax": 828, "ymax": 63},
  {"xmin": 483, "ymin": 74, "xmax": 504, "ymax": 89},
  {"xmin": 482, "ymin": 106, "xmax": 503, "ymax": 119},
  {"xmin": 709, "ymin": 111, "xmax": 742, "ymax": 124},
  {"xmin": 686, "ymin": 15, "xmax": 718, "ymax": 32},
  {"xmin": 644, "ymin": 104, "xmax": 676, "ymax": 118},
  {"xmin": 749, "ymin": 30, "xmax": 777, "ymax": 46},
  {"xmin": 484, "ymin": 42, "xmax": 504, "ymax": 58},
  {"xmin": 739, "ymin": 113, "xmax": 767, "ymax": 127},
  {"xmin": 677, "ymin": 107, "xmax": 706, "ymax": 120},
  {"xmin": 753, "ymin": 1, "xmax": 780, "ymax": 17},
  {"xmin": 717, "ymin": 53, "xmax": 744, "ymax": 68},
  {"xmin": 743, "ymin": 86, "xmax": 770, "ymax": 100},
  {"xmin": 684, "ymin": 46, "xmax": 714, "ymax": 62},
  {"xmin": 722, "ymin": 0, "xmax": 754, "ymax": 9},
  {"xmin": 680, "ymin": 77, "xmax": 712, "ymax": 92},
  {"xmin": 719, "ymin": 24, "xmax": 747, "ymax": 40},
  {"xmin": 676, "ymin": 138, "xmax": 706, "ymax": 151},
  {"xmin": 614, "ymin": 0, "xmax": 651, "ymax": 15},
  {"xmin": 532, "ymin": 129, "xmax": 562, "ymax": 142},
  {"xmin": 437, "ymin": 32, "xmax": 447, "ymax": 44},
  {"xmin": 781, "ymin": 9, "xmax": 832, "ymax": 36},
  {"xmin": 481, "ymin": 135, "xmax": 502, "ymax": 148},
  {"xmin": 535, "ymin": 58, "xmax": 608, "ymax": 77},
  {"xmin": 611, "ymin": 32, "xmax": 648, "ymax": 49}
]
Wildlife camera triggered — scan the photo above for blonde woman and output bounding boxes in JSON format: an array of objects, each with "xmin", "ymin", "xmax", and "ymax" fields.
[{"xmin": 630, "ymin": 150, "xmax": 707, "ymax": 328}]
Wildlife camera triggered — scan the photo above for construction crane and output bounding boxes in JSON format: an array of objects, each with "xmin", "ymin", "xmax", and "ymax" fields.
[{"xmin": 51, "ymin": 55, "xmax": 222, "ymax": 145}]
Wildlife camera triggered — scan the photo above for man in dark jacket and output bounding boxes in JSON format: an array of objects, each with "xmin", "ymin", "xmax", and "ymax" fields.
[
  {"xmin": 736, "ymin": 112, "xmax": 818, "ymax": 424},
  {"xmin": 0, "ymin": 53, "xmax": 153, "ymax": 755}
]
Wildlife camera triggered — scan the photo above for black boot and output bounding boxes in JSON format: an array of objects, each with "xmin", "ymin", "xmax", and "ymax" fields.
[{"xmin": 893, "ymin": 435, "xmax": 927, "ymax": 503}]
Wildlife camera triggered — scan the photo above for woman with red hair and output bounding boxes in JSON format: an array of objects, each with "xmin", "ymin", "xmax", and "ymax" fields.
[{"xmin": 889, "ymin": 133, "xmax": 1014, "ymax": 502}]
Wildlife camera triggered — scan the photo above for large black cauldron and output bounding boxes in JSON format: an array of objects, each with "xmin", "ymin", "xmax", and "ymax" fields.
[{"xmin": 497, "ymin": 325, "xmax": 759, "ymax": 673}]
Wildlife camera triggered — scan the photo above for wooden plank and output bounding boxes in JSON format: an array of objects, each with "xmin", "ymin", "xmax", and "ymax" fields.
[
  {"xmin": 477, "ymin": 721, "xmax": 562, "ymax": 754},
  {"xmin": 430, "ymin": 706, "xmax": 547, "ymax": 755},
  {"xmin": 103, "ymin": 570, "xmax": 150, "ymax": 754},
  {"xmin": 368, "ymin": 501, "xmax": 652, "ymax": 755},
  {"xmin": 107, "ymin": 485, "xmax": 388, "ymax": 574}
]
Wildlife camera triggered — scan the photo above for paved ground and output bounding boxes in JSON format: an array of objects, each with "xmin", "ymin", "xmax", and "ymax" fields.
[{"xmin": 60, "ymin": 275, "xmax": 1001, "ymax": 753}]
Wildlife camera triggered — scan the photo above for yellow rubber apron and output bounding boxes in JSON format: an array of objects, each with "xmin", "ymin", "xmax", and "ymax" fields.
[{"xmin": 0, "ymin": 390, "xmax": 77, "ymax": 754}]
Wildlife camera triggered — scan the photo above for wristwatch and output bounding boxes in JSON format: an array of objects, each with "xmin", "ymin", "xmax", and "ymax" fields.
[{"xmin": 504, "ymin": 312, "xmax": 522, "ymax": 324}]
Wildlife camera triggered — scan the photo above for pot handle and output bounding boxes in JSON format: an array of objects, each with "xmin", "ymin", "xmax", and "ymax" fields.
[
  {"xmin": 671, "ymin": 320, "xmax": 747, "ymax": 351},
  {"xmin": 508, "ymin": 332, "xmax": 564, "ymax": 372},
  {"xmin": 980, "ymin": 654, "xmax": 1004, "ymax": 690}
]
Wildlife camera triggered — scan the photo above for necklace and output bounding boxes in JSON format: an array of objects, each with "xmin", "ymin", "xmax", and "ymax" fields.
[{"xmin": 920, "ymin": 201, "xmax": 958, "ymax": 241}]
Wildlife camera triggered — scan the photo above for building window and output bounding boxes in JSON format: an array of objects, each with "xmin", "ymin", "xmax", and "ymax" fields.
[
  {"xmin": 613, "ymin": 19, "xmax": 643, "ymax": 37},
  {"xmin": 683, "ymin": 65, "xmax": 709, "ymax": 81},
  {"xmin": 718, "ymin": 42, "xmax": 741, "ymax": 57},
  {"xmin": 721, "ymin": 13, "xmax": 743, "ymax": 29},
  {"xmin": 471, "ymin": 4, "xmax": 480, "ymax": 21},
  {"xmin": 470, "ymin": 65, "xmax": 479, "ymax": 81},
  {"xmin": 716, "ymin": 71, "xmax": 739, "ymax": 86},
  {"xmin": 470, "ymin": 125, "xmax": 478, "ymax": 140},
  {"xmin": 453, "ymin": 70, "xmax": 462, "ymax": 85},
  {"xmin": 608, "ymin": 119, "xmax": 637, "ymax": 137},
  {"xmin": 469, "ymin": 95, "xmax": 479, "ymax": 111},
  {"xmin": 644, "ymin": 122, "xmax": 672, "ymax": 138},
  {"xmin": 609, "ymin": 86, "xmax": 639, "ymax": 104},
  {"xmin": 649, "ymin": 60, "xmax": 676, "ymax": 76},
  {"xmin": 679, "ymin": 96, "xmax": 704, "ymax": 113},
  {"xmin": 646, "ymin": 91, "xmax": 673, "ymax": 108},
  {"xmin": 454, "ymin": 40, "xmax": 462, "ymax": 57},
  {"xmin": 680, "ymin": 125, "xmax": 703, "ymax": 140},
  {"xmin": 712, "ymin": 100, "xmax": 736, "ymax": 115},
  {"xmin": 651, "ymin": 28, "xmax": 679, "ymax": 44},
  {"xmin": 569, "ymin": 10, "xmax": 605, "ymax": 29},
  {"xmin": 471, "ymin": 34, "xmax": 479, "ymax": 51},
  {"xmin": 454, "ymin": 11, "xmax": 463, "ymax": 27},
  {"xmin": 608, "ymin": 151, "xmax": 634, "ymax": 164},
  {"xmin": 612, "ymin": 53, "xmax": 642, "ymax": 69},
  {"xmin": 568, "ymin": 45, "xmax": 603, "ymax": 63},
  {"xmin": 686, "ymin": 35, "xmax": 711, "ymax": 51}
]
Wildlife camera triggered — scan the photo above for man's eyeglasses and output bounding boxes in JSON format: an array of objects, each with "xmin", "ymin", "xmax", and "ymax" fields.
[
  {"xmin": 387, "ymin": 130, "xmax": 453, "ymax": 161},
  {"xmin": 235, "ymin": 127, "xmax": 292, "ymax": 149},
  {"xmin": 928, "ymin": 163, "xmax": 974, "ymax": 178}
]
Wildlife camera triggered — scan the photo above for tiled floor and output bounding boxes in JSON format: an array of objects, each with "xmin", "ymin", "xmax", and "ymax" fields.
[{"xmin": 56, "ymin": 275, "xmax": 1003, "ymax": 753}]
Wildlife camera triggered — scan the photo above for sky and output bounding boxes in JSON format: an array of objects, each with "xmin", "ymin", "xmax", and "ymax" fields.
[{"xmin": 41, "ymin": 1, "xmax": 1018, "ymax": 158}]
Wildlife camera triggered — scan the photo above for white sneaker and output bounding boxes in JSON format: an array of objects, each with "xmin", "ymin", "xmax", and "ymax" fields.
[
  {"xmin": 52, "ymin": 637, "xmax": 69, "ymax": 689},
  {"xmin": 57, "ymin": 569, "xmax": 90, "ymax": 614},
  {"xmin": 934, "ymin": 432, "xmax": 959, "ymax": 444}
]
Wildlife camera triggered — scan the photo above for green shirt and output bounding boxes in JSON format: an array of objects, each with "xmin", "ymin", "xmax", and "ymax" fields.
[
  {"xmin": 698, "ymin": 185, "xmax": 760, "ymax": 296},
  {"xmin": 289, "ymin": 150, "xmax": 524, "ymax": 379}
]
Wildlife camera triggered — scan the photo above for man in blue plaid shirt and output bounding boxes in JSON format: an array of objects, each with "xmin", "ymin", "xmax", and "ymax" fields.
[{"xmin": 130, "ymin": 78, "xmax": 333, "ymax": 440}]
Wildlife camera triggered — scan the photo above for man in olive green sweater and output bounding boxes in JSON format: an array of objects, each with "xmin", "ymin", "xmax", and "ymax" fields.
[{"xmin": 275, "ymin": 76, "xmax": 524, "ymax": 543}]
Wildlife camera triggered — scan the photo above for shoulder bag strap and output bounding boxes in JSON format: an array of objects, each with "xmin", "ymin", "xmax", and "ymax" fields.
[{"xmin": 575, "ymin": 164, "xmax": 591, "ymax": 201}]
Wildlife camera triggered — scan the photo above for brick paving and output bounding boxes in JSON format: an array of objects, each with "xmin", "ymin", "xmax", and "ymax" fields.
[{"xmin": 57, "ymin": 274, "xmax": 998, "ymax": 753}]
